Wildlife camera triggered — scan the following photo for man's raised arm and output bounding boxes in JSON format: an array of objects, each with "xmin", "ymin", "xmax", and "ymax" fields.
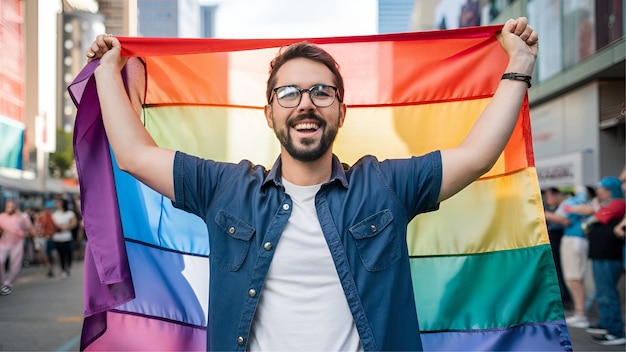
[
  {"xmin": 437, "ymin": 17, "xmax": 538, "ymax": 203},
  {"xmin": 88, "ymin": 34, "xmax": 176, "ymax": 201}
]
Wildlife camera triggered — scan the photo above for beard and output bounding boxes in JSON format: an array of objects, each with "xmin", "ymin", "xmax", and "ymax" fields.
[{"xmin": 272, "ymin": 111, "xmax": 340, "ymax": 162}]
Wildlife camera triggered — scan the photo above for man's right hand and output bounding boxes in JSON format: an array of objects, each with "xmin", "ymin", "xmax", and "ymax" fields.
[
  {"xmin": 86, "ymin": 34, "xmax": 128, "ymax": 72},
  {"xmin": 86, "ymin": 34, "xmax": 176, "ymax": 202}
]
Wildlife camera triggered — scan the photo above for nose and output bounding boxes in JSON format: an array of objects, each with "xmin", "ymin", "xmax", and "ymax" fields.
[{"xmin": 297, "ymin": 91, "xmax": 315, "ymax": 111}]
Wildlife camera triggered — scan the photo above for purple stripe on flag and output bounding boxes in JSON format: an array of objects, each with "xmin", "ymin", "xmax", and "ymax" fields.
[
  {"xmin": 118, "ymin": 240, "xmax": 208, "ymax": 327},
  {"xmin": 84, "ymin": 310, "xmax": 206, "ymax": 351},
  {"xmin": 70, "ymin": 62, "xmax": 136, "ymax": 350},
  {"xmin": 421, "ymin": 321, "xmax": 572, "ymax": 351}
]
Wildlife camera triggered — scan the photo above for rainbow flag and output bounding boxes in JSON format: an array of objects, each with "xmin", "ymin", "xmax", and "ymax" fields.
[{"xmin": 69, "ymin": 25, "xmax": 572, "ymax": 351}]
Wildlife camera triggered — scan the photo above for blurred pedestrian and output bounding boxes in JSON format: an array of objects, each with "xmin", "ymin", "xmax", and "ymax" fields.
[
  {"xmin": 51, "ymin": 198, "xmax": 77, "ymax": 278},
  {"xmin": 613, "ymin": 217, "xmax": 625, "ymax": 270},
  {"xmin": 0, "ymin": 199, "xmax": 33, "ymax": 295},
  {"xmin": 546, "ymin": 186, "xmax": 595, "ymax": 328},
  {"xmin": 542, "ymin": 187, "xmax": 572, "ymax": 308},
  {"xmin": 70, "ymin": 194, "xmax": 85, "ymax": 260},
  {"xmin": 582, "ymin": 176, "xmax": 625, "ymax": 346},
  {"xmin": 31, "ymin": 201, "xmax": 58, "ymax": 277}
]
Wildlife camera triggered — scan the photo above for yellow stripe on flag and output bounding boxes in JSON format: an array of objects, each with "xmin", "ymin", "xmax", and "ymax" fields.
[{"xmin": 408, "ymin": 167, "xmax": 549, "ymax": 256}]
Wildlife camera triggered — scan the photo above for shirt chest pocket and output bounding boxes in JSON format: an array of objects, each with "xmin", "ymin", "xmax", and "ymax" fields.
[
  {"xmin": 212, "ymin": 211, "xmax": 256, "ymax": 271},
  {"xmin": 349, "ymin": 209, "xmax": 400, "ymax": 272}
]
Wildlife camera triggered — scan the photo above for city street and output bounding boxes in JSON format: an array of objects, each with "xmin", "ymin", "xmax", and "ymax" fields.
[
  {"xmin": 0, "ymin": 262, "xmax": 83, "ymax": 351},
  {"xmin": 0, "ymin": 259, "xmax": 624, "ymax": 351}
]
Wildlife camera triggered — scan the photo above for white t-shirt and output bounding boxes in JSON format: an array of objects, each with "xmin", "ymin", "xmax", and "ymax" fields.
[
  {"xmin": 52, "ymin": 210, "xmax": 76, "ymax": 242},
  {"xmin": 248, "ymin": 179, "xmax": 362, "ymax": 351}
]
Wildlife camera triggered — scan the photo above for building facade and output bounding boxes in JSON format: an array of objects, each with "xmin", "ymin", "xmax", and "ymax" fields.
[
  {"xmin": 410, "ymin": 0, "xmax": 625, "ymax": 187},
  {"xmin": 137, "ymin": 0, "xmax": 200, "ymax": 37},
  {"xmin": 378, "ymin": 0, "xmax": 416, "ymax": 33},
  {"xmin": 0, "ymin": 0, "xmax": 25, "ymax": 169}
]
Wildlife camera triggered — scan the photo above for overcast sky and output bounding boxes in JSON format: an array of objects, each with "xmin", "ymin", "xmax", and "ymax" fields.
[{"xmin": 199, "ymin": 0, "xmax": 378, "ymax": 38}]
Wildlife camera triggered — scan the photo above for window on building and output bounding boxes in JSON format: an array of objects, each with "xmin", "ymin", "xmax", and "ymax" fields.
[
  {"xmin": 528, "ymin": 0, "xmax": 563, "ymax": 82},
  {"xmin": 595, "ymin": 0, "xmax": 623, "ymax": 50},
  {"xmin": 563, "ymin": 0, "xmax": 595, "ymax": 68}
]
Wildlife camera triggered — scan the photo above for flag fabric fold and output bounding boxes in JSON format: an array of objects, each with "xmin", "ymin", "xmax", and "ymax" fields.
[{"xmin": 69, "ymin": 25, "xmax": 572, "ymax": 351}]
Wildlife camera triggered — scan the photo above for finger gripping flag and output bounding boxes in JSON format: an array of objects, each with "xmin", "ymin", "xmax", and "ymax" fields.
[{"xmin": 69, "ymin": 26, "xmax": 572, "ymax": 351}]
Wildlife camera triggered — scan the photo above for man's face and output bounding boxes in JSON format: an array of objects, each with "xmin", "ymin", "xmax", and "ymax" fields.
[{"xmin": 264, "ymin": 58, "xmax": 346, "ymax": 162}]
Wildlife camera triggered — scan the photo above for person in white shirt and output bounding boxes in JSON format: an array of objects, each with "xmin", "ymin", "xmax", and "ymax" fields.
[{"xmin": 51, "ymin": 198, "xmax": 77, "ymax": 278}]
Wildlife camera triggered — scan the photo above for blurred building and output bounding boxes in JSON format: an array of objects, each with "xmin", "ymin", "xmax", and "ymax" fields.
[
  {"xmin": 97, "ymin": 0, "xmax": 137, "ymax": 36},
  {"xmin": 378, "ymin": 0, "xmax": 415, "ymax": 33},
  {"xmin": 5, "ymin": 0, "xmax": 65, "ymax": 195},
  {"xmin": 59, "ymin": 11, "xmax": 105, "ymax": 133},
  {"xmin": 0, "ymin": 0, "xmax": 26, "ymax": 170},
  {"xmin": 200, "ymin": 3, "xmax": 217, "ymax": 38},
  {"xmin": 1, "ymin": 0, "xmax": 137, "ymax": 197},
  {"xmin": 137, "ymin": 0, "xmax": 200, "ymax": 37},
  {"xmin": 13, "ymin": 0, "xmax": 205, "ymax": 193},
  {"xmin": 410, "ymin": 0, "xmax": 625, "ymax": 187}
]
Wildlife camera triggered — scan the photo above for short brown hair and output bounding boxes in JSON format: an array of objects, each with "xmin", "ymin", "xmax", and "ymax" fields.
[{"xmin": 266, "ymin": 42, "xmax": 344, "ymax": 103}]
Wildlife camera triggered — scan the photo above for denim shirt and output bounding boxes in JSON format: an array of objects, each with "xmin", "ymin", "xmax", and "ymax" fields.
[{"xmin": 172, "ymin": 151, "xmax": 442, "ymax": 351}]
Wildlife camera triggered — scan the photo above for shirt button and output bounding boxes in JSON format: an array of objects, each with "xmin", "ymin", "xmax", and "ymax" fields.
[
  {"xmin": 248, "ymin": 289, "xmax": 257, "ymax": 297},
  {"xmin": 370, "ymin": 225, "xmax": 377, "ymax": 232},
  {"xmin": 264, "ymin": 242, "xmax": 272, "ymax": 251},
  {"xmin": 282, "ymin": 204, "xmax": 290, "ymax": 211},
  {"xmin": 237, "ymin": 336, "xmax": 244, "ymax": 345},
  {"xmin": 228, "ymin": 227, "xmax": 235, "ymax": 234}
]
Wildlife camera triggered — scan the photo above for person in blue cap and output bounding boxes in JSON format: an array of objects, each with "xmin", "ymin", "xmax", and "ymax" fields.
[
  {"xmin": 580, "ymin": 176, "xmax": 625, "ymax": 233},
  {"xmin": 575, "ymin": 176, "xmax": 625, "ymax": 345},
  {"xmin": 549, "ymin": 185, "xmax": 596, "ymax": 328}
]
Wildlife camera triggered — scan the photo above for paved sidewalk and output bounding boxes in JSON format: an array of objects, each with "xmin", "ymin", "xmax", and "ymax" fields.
[{"xmin": 0, "ymin": 261, "xmax": 84, "ymax": 351}]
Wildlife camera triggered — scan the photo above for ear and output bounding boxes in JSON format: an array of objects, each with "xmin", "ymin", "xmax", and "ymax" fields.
[
  {"xmin": 264, "ymin": 104, "xmax": 274, "ymax": 128},
  {"xmin": 338, "ymin": 102, "xmax": 347, "ymax": 127}
]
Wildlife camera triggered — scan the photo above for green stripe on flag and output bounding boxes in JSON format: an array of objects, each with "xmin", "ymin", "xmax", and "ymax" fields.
[{"xmin": 411, "ymin": 244, "xmax": 564, "ymax": 331}]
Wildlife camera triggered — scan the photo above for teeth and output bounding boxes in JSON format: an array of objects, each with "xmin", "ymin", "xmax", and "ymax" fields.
[{"xmin": 294, "ymin": 123, "xmax": 319, "ymax": 131}]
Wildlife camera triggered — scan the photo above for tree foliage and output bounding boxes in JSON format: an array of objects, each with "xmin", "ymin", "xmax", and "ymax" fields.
[{"xmin": 48, "ymin": 128, "xmax": 74, "ymax": 178}]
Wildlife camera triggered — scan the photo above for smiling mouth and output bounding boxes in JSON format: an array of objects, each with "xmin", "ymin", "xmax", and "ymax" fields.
[{"xmin": 293, "ymin": 122, "xmax": 320, "ymax": 133}]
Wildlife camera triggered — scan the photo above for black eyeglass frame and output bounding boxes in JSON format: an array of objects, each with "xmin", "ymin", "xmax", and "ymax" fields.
[{"xmin": 269, "ymin": 84, "xmax": 341, "ymax": 108}]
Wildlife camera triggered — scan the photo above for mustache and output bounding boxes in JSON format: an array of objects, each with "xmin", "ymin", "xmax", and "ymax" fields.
[{"xmin": 289, "ymin": 112, "xmax": 326, "ymax": 127}]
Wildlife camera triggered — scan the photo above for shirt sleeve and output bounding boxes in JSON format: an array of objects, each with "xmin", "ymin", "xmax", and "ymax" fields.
[
  {"xmin": 595, "ymin": 199, "xmax": 626, "ymax": 224},
  {"xmin": 379, "ymin": 151, "xmax": 442, "ymax": 218},
  {"xmin": 171, "ymin": 151, "xmax": 245, "ymax": 220},
  {"xmin": 172, "ymin": 151, "xmax": 212, "ymax": 219}
]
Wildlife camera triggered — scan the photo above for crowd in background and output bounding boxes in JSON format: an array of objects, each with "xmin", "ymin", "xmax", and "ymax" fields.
[
  {"xmin": 0, "ymin": 193, "xmax": 84, "ymax": 296},
  {"xmin": 543, "ymin": 168, "xmax": 626, "ymax": 346}
]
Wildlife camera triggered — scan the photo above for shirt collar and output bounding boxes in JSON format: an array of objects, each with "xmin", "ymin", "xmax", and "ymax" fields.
[{"xmin": 263, "ymin": 154, "xmax": 349, "ymax": 189}]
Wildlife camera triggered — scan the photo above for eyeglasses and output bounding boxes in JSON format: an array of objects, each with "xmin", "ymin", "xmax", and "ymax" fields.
[{"xmin": 270, "ymin": 84, "xmax": 340, "ymax": 108}]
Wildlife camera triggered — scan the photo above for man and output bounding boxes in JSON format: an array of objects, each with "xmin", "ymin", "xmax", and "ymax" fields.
[
  {"xmin": 86, "ymin": 18, "xmax": 537, "ymax": 351},
  {"xmin": 0, "ymin": 199, "xmax": 33, "ymax": 295}
]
